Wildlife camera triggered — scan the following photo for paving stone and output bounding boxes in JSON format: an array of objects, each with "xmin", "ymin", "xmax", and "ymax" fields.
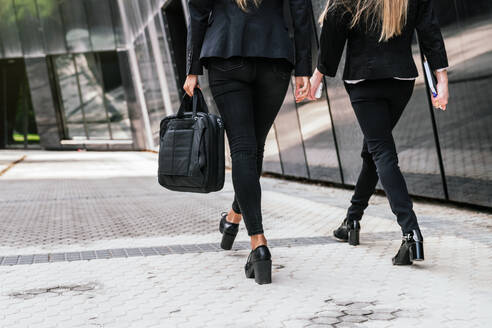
[
  {"xmin": 310, "ymin": 316, "xmax": 340, "ymax": 325},
  {"xmin": 334, "ymin": 323, "xmax": 361, "ymax": 328},
  {"xmin": 342, "ymin": 309, "xmax": 373, "ymax": 316},
  {"xmin": 368, "ymin": 312, "xmax": 396, "ymax": 320},
  {"xmin": 345, "ymin": 302, "xmax": 373, "ymax": 309},
  {"xmin": 315, "ymin": 310, "xmax": 344, "ymax": 318},
  {"xmin": 340, "ymin": 315, "xmax": 369, "ymax": 323}
]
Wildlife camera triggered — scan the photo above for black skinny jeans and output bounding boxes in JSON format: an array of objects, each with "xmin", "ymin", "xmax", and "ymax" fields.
[
  {"xmin": 208, "ymin": 57, "xmax": 292, "ymax": 236},
  {"xmin": 344, "ymin": 79, "xmax": 420, "ymax": 234}
]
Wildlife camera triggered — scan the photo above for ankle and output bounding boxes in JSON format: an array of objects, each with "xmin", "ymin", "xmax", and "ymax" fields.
[
  {"xmin": 227, "ymin": 209, "xmax": 242, "ymax": 224},
  {"xmin": 250, "ymin": 234, "xmax": 267, "ymax": 250}
]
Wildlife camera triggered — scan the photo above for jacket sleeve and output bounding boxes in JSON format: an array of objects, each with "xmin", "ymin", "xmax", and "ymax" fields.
[
  {"xmin": 186, "ymin": 0, "xmax": 214, "ymax": 76},
  {"xmin": 415, "ymin": 0, "xmax": 448, "ymax": 70},
  {"xmin": 317, "ymin": 7, "xmax": 349, "ymax": 77},
  {"xmin": 289, "ymin": 0, "xmax": 313, "ymax": 76}
]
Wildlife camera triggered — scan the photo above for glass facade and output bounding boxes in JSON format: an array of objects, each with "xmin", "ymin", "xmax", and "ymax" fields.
[{"xmin": 0, "ymin": 0, "xmax": 490, "ymax": 208}]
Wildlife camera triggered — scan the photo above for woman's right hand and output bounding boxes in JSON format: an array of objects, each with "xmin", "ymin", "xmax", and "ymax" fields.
[
  {"xmin": 183, "ymin": 75, "xmax": 199, "ymax": 97},
  {"xmin": 308, "ymin": 68, "xmax": 324, "ymax": 101},
  {"xmin": 433, "ymin": 70, "xmax": 449, "ymax": 111}
]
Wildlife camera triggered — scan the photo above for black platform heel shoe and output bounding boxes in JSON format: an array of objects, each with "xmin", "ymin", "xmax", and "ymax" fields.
[
  {"xmin": 392, "ymin": 229, "xmax": 424, "ymax": 265},
  {"xmin": 333, "ymin": 218, "xmax": 361, "ymax": 246},
  {"xmin": 245, "ymin": 245, "xmax": 272, "ymax": 285},
  {"xmin": 219, "ymin": 212, "xmax": 239, "ymax": 250}
]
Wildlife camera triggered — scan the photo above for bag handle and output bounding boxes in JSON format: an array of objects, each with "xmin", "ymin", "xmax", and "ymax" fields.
[{"xmin": 177, "ymin": 88, "xmax": 209, "ymax": 118}]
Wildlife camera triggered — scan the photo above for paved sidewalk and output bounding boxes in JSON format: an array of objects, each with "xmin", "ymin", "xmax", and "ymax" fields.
[{"xmin": 0, "ymin": 150, "xmax": 491, "ymax": 328}]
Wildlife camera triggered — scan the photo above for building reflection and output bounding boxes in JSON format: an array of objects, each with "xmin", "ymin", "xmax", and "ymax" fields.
[{"xmin": 0, "ymin": 0, "xmax": 490, "ymax": 208}]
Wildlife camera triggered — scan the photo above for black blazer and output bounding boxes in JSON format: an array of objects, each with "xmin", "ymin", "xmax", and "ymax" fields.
[
  {"xmin": 317, "ymin": 0, "xmax": 448, "ymax": 80},
  {"xmin": 186, "ymin": 0, "xmax": 312, "ymax": 76}
]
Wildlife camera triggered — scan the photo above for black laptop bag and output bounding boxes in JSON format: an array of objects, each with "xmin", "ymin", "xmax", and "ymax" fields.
[{"xmin": 158, "ymin": 88, "xmax": 225, "ymax": 193}]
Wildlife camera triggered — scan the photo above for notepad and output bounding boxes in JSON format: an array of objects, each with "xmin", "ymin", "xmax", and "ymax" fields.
[{"xmin": 423, "ymin": 60, "xmax": 438, "ymax": 97}]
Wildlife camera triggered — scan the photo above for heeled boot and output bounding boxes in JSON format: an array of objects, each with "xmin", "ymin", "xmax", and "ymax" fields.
[
  {"xmin": 392, "ymin": 229, "xmax": 424, "ymax": 265},
  {"xmin": 244, "ymin": 245, "xmax": 272, "ymax": 285},
  {"xmin": 333, "ymin": 218, "xmax": 361, "ymax": 246},
  {"xmin": 219, "ymin": 212, "xmax": 239, "ymax": 250}
]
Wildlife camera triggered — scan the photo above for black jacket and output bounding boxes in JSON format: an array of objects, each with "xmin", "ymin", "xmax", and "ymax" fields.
[
  {"xmin": 187, "ymin": 0, "xmax": 312, "ymax": 76},
  {"xmin": 317, "ymin": 0, "xmax": 448, "ymax": 79}
]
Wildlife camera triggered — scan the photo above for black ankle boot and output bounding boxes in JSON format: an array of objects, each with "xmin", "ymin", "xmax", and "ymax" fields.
[
  {"xmin": 333, "ymin": 218, "xmax": 361, "ymax": 246},
  {"xmin": 245, "ymin": 245, "xmax": 272, "ymax": 285},
  {"xmin": 392, "ymin": 229, "xmax": 424, "ymax": 265},
  {"xmin": 219, "ymin": 212, "xmax": 239, "ymax": 250}
]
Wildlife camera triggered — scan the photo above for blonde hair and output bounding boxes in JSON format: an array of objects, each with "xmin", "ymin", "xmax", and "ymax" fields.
[
  {"xmin": 236, "ymin": 0, "xmax": 262, "ymax": 11},
  {"xmin": 319, "ymin": 0, "xmax": 409, "ymax": 42}
]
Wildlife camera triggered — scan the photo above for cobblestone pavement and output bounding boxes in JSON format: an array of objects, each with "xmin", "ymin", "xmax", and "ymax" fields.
[{"xmin": 0, "ymin": 150, "xmax": 491, "ymax": 328}]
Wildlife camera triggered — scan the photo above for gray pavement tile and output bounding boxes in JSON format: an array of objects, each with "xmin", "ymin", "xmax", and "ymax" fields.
[
  {"xmin": 33, "ymin": 254, "xmax": 49, "ymax": 263},
  {"xmin": 110, "ymin": 249, "xmax": 127, "ymax": 258},
  {"xmin": 66, "ymin": 252, "xmax": 81, "ymax": 261},
  {"xmin": 125, "ymin": 248, "xmax": 143, "ymax": 257},
  {"xmin": 18, "ymin": 255, "xmax": 34, "ymax": 265},
  {"xmin": 81, "ymin": 251, "xmax": 97, "ymax": 260},
  {"xmin": 140, "ymin": 247, "xmax": 158, "ymax": 256},
  {"xmin": 95, "ymin": 250, "xmax": 111, "ymax": 259},
  {"xmin": 2, "ymin": 256, "xmax": 19, "ymax": 266}
]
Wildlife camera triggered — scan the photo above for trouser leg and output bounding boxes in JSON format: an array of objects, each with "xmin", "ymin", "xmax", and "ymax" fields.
[
  {"xmin": 348, "ymin": 82, "xmax": 419, "ymax": 233},
  {"xmin": 231, "ymin": 59, "xmax": 291, "ymax": 216},
  {"xmin": 346, "ymin": 139, "xmax": 379, "ymax": 221},
  {"xmin": 210, "ymin": 78, "xmax": 264, "ymax": 236}
]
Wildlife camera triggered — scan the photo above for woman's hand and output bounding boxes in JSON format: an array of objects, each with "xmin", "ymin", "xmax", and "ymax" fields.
[
  {"xmin": 433, "ymin": 70, "xmax": 449, "ymax": 111},
  {"xmin": 183, "ymin": 75, "xmax": 199, "ymax": 97},
  {"xmin": 295, "ymin": 76, "xmax": 310, "ymax": 103},
  {"xmin": 308, "ymin": 68, "xmax": 324, "ymax": 101}
]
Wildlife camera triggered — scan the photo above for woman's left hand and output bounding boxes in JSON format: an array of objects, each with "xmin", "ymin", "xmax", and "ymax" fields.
[
  {"xmin": 433, "ymin": 70, "xmax": 449, "ymax": 111},
  {"xmin": 295, "ymin": 76, "xmax": 310, "ymax": 103}
]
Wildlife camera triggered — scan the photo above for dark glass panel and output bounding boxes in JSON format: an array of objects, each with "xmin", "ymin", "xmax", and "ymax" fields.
[
  {"xmin": 162, "ymin": 0, "xmax": 187, "ymax": 90},
  {"xmin": 0, "ymin": 0, "xmax": 23, "ymax": 57},
  {"xmin": 54, "ymin": 55, "xmax": 86, "ymax": 139},
  {"xmin": 154, "ymin": 13, "xmax": 180, "ymax": 112},
  {"xmin": 108, "ymin": 0, "xmax": 125, "ymax": 48},
  {"xmin": 37, "ymin": 0, "xmax": 67, "ymax": 54},
  {"xmin": 297, "ymin": 1, "xmax": 342, "ymax": 183},
  {"xmin": 391, "ymin": 37, "xmax": 445, "ymax": 200},
  {"xmin": 58, "ymin": 0, "xmax": 91, "ymax": 52},
  {"xmin": 0, "ymin": 59, "xmax": 30, "ymax": 148},
  {"xmin": 310, "ymin": 0, "xmax": 325, "ymax": 37},
  {"xmin": 263, "ymin": 127, "xmax": 283, "ymax": 175},
  {"xmin": 74, "ymin": 53, "xmax": 111, "ymax": 139},
  {"xmin": 13, "ymin": 0, "xmax": 45, "ymax": 56},
  {"xmin": 274, "ymin": 79, "xmax": 309, "ymax": 178},
  {"xmin": 324, "ymin": 54, "xmax": 363, "ymax": 185},
  {"xmin": 297, "ymin": 95, "xmax": 341, "ymax": 182},
  {"xmin": 24, "ymin": 56, "xmax": 61, "ymax": 148},
  {"xmin": 433, "ymin": 0, "xmax": 492, "ymax": 207},
  {"xmin": 116, "ymin": 50, "xmax": 147, "ymax": 148},
  {"xmin": 138, "ymin": 0, "xmax": 152, "ymax": 23},
  {"xmin": 99, "ymin": 51, "xmax": 132, "ymax": 139},
  {"xmin": 85, "ymin": 0, "xmax": 116, "ymax": 51},
  {"xmin": 124, "ymin": 0, "xmax": 143, "ymax": 42},
  {"xmin": 134, "ymin": 28, "xmax": 165, "ymax": 140}
]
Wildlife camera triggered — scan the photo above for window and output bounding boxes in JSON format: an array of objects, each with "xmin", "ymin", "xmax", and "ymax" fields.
[{"xmin": 51, "ymin": 51, "xmax": 131, "ymax": 140}]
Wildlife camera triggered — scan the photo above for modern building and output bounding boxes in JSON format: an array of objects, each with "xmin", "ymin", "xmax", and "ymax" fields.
[{"xmin": 0, "ymin": 0, "xmax": 490, "ymax": 208}]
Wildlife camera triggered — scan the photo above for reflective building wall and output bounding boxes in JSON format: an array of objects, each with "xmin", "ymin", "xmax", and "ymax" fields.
[{"xmin": 0, "ymin": 0, "xmax": 490, "ymax": 208}]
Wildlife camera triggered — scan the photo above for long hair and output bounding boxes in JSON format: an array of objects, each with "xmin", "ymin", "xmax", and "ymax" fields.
[
  {"xmin": 236, "ymin": 0, "xmax": 262, "ymax": 11},
  {"xmin": 319, "ymin": 0, "xmax": 409, "ymax": 42}
]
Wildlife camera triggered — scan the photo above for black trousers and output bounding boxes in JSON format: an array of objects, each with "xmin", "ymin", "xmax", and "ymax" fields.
[
  {"xmin": 208, "ymin": 57, "xmax": 292, "ymax": 236},
  {"xmin": 344, "ymin": 79, "xmax": 420, "ymax": 234}
]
